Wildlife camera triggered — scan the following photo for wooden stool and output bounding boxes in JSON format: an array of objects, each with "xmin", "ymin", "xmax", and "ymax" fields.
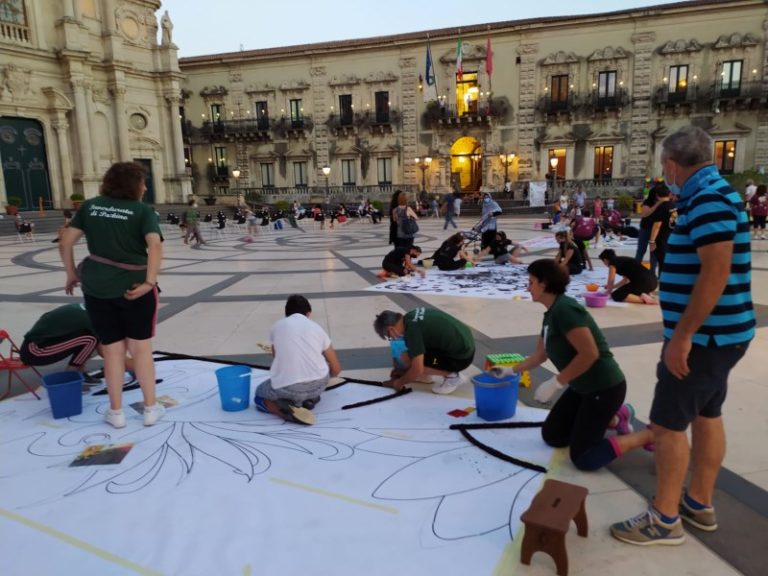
[{"xmin": 520, "ymin": 479, "xmax": 588, "ymax": 576}]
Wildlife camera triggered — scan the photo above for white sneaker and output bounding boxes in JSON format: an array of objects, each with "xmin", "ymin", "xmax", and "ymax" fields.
[
  {"xmin": 143, "ymin": 403, "xmax": 166, "ymax": 426},
  {"xmin": 105, "ymin": 409, "xmax": 126, "ymax": 429},
  {"xmin": 431, "ymin": 372, "xmax": 468, "ymax": 395}
]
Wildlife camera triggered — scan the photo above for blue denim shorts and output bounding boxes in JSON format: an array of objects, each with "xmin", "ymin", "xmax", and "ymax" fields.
[{"xmin": 649, "ymin": 341, "xmax": 748, "ymax": 431}]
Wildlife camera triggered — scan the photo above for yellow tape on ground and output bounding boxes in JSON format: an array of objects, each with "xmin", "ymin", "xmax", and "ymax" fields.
[
  {"xmin": 271, "ymin": 477, "xmax": 399, "ymax": 514},
  {"xmin": 0, "ymin": 507, "xmax": 163, "ymax": 576}
]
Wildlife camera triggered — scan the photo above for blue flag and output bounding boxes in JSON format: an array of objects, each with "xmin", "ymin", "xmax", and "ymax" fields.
[{"xmin": 424, "ymin": 40, "xmax": 438, "ymax": 102}]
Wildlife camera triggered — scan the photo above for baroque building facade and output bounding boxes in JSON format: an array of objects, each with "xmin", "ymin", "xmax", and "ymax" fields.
[
  {"xmin": 0, "ymin": 0, "xmax": 190, "ymax": 211},
  {"xmin": 179, "ymin": 0, "xmax": 768, "ymax": 203},
  {"xmin": 2, "ymin": 0, "xmax": 767, "ymax": 209}
]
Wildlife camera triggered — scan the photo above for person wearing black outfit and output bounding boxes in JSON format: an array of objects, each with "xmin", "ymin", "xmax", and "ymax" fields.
[
  {"xmin": 599, "ymin": 249, "xmax": 658, "ymax": 304},
  {"xmin": 646, "ymin": 185, "xmax": 674, "ymax": 276},
  {"xmin": 635, "ymin": 183, "xmax": 670, "ymax": 267},
  {"xmin": 379, "ymin": 245, "xmax": 424, "ymax": 278},
  {"xmin": 554, "ymin": 229, "xmax": 583, "ymax": 275},
  {"xmin": 432, "ymin": 233, "xmax": 474, "ymax": 271},
  {"xmin": 388, "ymin": 190, "xmax": 404, "ymax": 245}
]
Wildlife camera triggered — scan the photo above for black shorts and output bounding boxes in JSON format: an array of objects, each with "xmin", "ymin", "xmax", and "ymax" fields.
[
  {"xmin": 611, "ymin": 276, "xmax": 657, "ymax": 301},
  {"xmin": 649, "ymin": 341, "xmax": 748, "ymax": 431},
  {"xmin": 84, "ymin": 288, "xmax": 158, "ymax": 345},
  {"xmin": 424, "ymin": 350, "xmax": 474, "ymax": 374},
  {"xmin": 382, "ymin": 261, "xmax": 406, "ymax": 276}
]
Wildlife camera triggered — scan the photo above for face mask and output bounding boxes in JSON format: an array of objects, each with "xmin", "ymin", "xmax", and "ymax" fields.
[
  {"xmin": 606, "ymin": 200, "xmax": 614, "ymax": 210},
  {"xmin": 484, "ymin": 198, "xmax": 490, "ymax": 204},
  {"xmin": 664, "ymin": 170, "xmax": 680, "ymax": 195}
]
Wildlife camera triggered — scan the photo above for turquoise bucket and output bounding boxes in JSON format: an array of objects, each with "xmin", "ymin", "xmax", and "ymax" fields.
[
  {"xmin": 471, "ymin": 372, "xmax": 520, "ymax": 421},
  {"xmin": 43, "ymin": 371, "xmax": 84, "ymax": 419},
  {"xmin": 215, "ymin": 365, "xmax": 252, "ymax": 411}
]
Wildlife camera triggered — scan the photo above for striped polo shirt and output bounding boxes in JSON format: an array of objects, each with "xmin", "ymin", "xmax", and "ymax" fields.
[{"xmin": 659, "ymin": 164, "xmax": 754, "ymax": 346}]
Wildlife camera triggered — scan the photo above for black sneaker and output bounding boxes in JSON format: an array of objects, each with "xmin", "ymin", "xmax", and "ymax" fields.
[
  {"xmin": 301, "ymin": 397, "xmax": 321, "ymax": 410},
  {"xmin": 256, "ymin": 398, "xmax": 315, "ymax": 425},
  {"xmin": 82, "ymin": 373, "xmax": 103, "ymax": 385}
]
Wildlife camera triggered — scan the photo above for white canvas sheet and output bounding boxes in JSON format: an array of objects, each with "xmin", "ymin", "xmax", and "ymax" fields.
[
  {"xmin": 366, "ymin": 264, "xmax": 627, "ymax": 305},
  {"xmin": 0, "ymin": 358, "xmax": 553, "ymax": 576}
]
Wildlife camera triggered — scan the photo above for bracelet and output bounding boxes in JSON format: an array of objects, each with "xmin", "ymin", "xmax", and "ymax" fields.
[
  {"xmin": 145, "ymin": 281, "xmax": 157, "ymax": 287},
  {"xmin": 649, "ymin": 241, "xmax": 656, "ymax": 244}
]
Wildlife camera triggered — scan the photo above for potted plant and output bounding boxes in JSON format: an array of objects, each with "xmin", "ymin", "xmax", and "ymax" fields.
[
  {"xmin": 204, "ymin": 193, "xmax": 217, "ymax": 206},
  {"xmin": 616, "ymin": 193, "xmax": 634, "ymax": 218},
  {"xmin": 70, "ymin": 192, "xmax": 85, "ymax": 209},
  {"xmin": 5, "ymin": 196, "xmax": 22, "ymax": 215}
]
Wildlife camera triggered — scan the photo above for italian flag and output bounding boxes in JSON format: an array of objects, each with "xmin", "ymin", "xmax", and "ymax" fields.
[{"xmin": 456, "ymin": 35, "xmax": 463, "ymax": 81}]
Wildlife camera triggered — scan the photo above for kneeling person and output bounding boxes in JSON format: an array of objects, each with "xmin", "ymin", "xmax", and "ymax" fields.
[
  {"xmin": 379, "ymin": 245, "xmax": 425, "ymax": 279},
  {"xmin": 254, "ymin": 295, "xmax": 341, "ymax": 425},
  {"xmin": 373, "ymin": 307, "xmax": 475, "ymax": 394}
]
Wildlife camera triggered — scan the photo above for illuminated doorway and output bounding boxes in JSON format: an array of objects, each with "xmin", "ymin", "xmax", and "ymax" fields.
[
  {"xmin": 456, "ymin": 72, "xmax": 479, "ymax": 116},
  {"xmin": 450, "ymin": 136, "xmax": 482, "ymax": 192}
]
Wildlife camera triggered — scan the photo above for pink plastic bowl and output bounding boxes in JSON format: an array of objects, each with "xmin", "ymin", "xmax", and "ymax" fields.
[{"xmin": 583, "ymin": 292, "xmax": 609, "ymax": 308}]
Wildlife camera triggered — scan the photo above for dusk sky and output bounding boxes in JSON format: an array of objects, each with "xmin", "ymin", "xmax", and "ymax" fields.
[{"xmin": 161, "ymin": 0, "xmax": 690, "ymax": 57}]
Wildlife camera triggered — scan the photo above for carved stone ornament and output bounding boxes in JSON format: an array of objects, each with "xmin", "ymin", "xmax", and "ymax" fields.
[
  {"xmin": 712, "ymin": 32, "xmax": 759, "ymax": 50},
  {"xmin": 199, "ymin": 85, "xmax": 228, "ymax": 98},
  {"xmin": 541, "ymin": 51, "xmax": 580, "ymax": 66},
  {"xmin": 245, "ymin": 84, "xmax": 276, "ymax": 95},
  {"xmin": 114, "ymin": 6, "xmax": 148, "ymax": 45},
  {"xmin": 0, "ymin": 64, "xmax": 33, "ymax": 100},
  {"xmin": 364, "ymin": 71, "xmax": 398, "ymax": 84},
  {"xmin": 439, "ymin": 42, "xmax": 487, "ymax": 64},
  {"xmin": 588, "ymin": 46, "xmax": 629, "ymax": 61},
  {"xmin": 329, "ymin": 75, "xmax": 361, "ymax": 88},
  {"xmin": 658, "ymin": 39, "xmax": 703, "ymax": 54},
  {"xmin": 278, "ymin": 80, "xmax": 310, "ymax": 92}
]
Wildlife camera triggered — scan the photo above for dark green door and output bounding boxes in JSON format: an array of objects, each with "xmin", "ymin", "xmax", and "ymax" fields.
[
  {"xmin": 0, "ymin": 117, "xmax": 52, "ymax": 210},
  {"xmin": 134, "ymin": 158, "xmax": 155, "ymax": 204}
]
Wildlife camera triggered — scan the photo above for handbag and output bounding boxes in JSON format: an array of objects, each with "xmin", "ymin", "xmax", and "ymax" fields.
[{"xmin": 401, "ymin": 216, "xmax": 419, "ymax": 236}]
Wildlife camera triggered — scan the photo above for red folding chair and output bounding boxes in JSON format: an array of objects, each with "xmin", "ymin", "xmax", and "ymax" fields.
[{"xmin": 0, "ymin": 330, "xmax": 42, "ymax": 400}]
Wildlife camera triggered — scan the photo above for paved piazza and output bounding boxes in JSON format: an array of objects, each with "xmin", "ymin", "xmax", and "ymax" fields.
[{"xmin": 1, "ymin": 215, "xmax": 766, "ymax": 575}]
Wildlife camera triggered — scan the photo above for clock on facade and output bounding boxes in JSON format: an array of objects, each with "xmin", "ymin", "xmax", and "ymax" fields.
[{"xmin": 0, "ymin": 0, "xmax": 26, "ymax": 25}]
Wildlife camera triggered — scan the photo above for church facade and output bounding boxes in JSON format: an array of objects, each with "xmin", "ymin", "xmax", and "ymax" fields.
[{"xmin": 0, "ymin": 0, "xmax": 189, "ymax": 211}]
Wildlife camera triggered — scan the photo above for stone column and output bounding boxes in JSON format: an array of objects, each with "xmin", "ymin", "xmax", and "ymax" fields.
[
  {"xmin": 111, "ymin": 84, "xmax": 130, "ymax": 161},
  {"xmin": 310, "ymin": 66, "xmax": 330, "ymax": 186},
  {"xmin": 83, "ymin": 82, "xmax": 99, "ymax": 173},
  {"xmin": 52, "ymin": 117, "xmax": 74, "ymax": 203},
  {"xmin": 399, "ymin": 56, "xmax": 419, "ymax": 190},
  {"xmin": 629, "ymin": 32, "xmax": 656, "ymax": 178},
  {"xmin": 166, "ymin": 94, "xmax": 187, "ymax": 175},
  {"xmin": 70, "ymin": 78, "xmax": 95, "ymax": 181},
  {"xmin": 517, "ymin": 43, "xmax": 539, "ymax": 180}
]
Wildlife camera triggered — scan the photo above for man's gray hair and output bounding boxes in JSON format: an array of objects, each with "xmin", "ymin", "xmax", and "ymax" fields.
[
  {"xmin": 661, "ymin": 126, "xmax": 713, "ymax": 167},
  {"xmin": 373, "ymin": 310, "xmax": 402, "ymax": 339}
]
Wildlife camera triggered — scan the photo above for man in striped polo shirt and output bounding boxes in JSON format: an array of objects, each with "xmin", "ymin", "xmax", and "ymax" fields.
[{"xmin": 611, "ymin": 126, "xmax": 754, "ymax": 546}]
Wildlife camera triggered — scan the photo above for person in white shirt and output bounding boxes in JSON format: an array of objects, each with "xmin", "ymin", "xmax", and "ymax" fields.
[{"xmin": 254, "ymin": 295, "xmax": 341, "ymax": 424}]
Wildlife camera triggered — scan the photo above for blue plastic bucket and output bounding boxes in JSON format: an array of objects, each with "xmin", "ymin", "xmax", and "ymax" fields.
[
  {"xmin": 471, "ymin": 372, "xmax": 520, "ymax": 421},
  {"xmin": 216, "ymin": 365, "xmax": 252, "ymax": 411},
  {"xmin": 43, "ymin": 371, "xmax": 84, "ymax": 419}
]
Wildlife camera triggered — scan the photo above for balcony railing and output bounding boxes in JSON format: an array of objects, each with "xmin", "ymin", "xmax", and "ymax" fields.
[
  {"xmin": 586, "ymin": 88, "xmax": 629, "ymax": 112},
  {"xmin": 652, "ymin": 84, "xmax": 700, "ymax": 107},
  {"xmin": 0, "ymin": 22, "xmax": 30, "ymax": 44},
  {"xmin": 536, "ymin": 93, "xmax": 578, "ymax": 115},
  {"xmin": 421, "ymin": 98, "xmax": 510, "ymax": 128},
  {"xmin": 200, "ymin": 119, "xmax": 272, "ymax": 141},
  {"xmin": 207, "ymin": 164, "xmax": 230, "ymax": 183},
  {"xmin": 713, "ymin": 80, "xmax": 763, "ymax": 102}
]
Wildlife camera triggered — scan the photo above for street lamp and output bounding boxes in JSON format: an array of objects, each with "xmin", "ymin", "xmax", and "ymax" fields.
[
  {"xmin": 232, "ymin": 167, "xmax": 241, "ymax": 206},
  {"xmin": 499, "ymin": 153, "xmax": 515, "ymax": 191},
  {"xmin": 549, "ymin": 156, "xmax": 559, "ymax": 199},
  {"xmin": 322, "ymin": 165, "xmax": 331, "ymax": 198},
  {"xmin": 414, "ymin": 157, "xmax": 432, "ymax": 192}
]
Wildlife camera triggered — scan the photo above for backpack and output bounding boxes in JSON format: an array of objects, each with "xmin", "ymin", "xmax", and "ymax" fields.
[{"xmin": 400, "ymin": 212, "xmax": 419, "ymax": 236}]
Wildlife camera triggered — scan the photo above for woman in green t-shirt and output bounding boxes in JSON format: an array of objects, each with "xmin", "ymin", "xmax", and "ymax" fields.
[
  {"xmin": 493, "ymin": 259, "xmax": 653, "ymax": 470},
  {"xmin": 60, "ymin": 162, "xmax": 164, "ymax": 430}
]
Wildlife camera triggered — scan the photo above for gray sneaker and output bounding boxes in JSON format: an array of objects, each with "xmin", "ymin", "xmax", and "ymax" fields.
[
  {"xmin": 679, "ymin": 497, "xmax": 718, "ymax": 532},
  {"xmin": 610, "ymin": 508, "xmax": 685, "ymax": 546}
]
